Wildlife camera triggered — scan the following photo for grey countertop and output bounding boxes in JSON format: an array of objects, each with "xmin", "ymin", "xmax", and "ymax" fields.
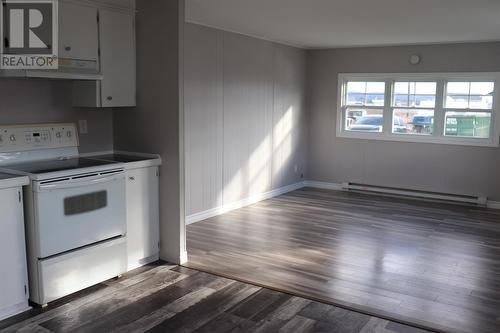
[
  {"xmin": 0, "ymin": 172, "xmax": 29, "ymax": 189},
  {"xmin": 84, "ymin": 151, "xmax": 162, "ymax": 170}
]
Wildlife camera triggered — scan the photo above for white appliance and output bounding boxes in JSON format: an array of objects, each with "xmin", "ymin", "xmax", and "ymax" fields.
[
  {"xmin": 0, "ymin": 123, "xmax": 127, "ymax": 306},
  {"xmin": 0, "ymin": 173, "xmax": 30, "ymax": 320}
]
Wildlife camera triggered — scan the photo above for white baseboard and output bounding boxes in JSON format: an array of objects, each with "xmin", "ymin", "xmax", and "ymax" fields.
[
  {"xmin": 186, "ymin": 181, "xmax": 307, "ymax": 225},
  {"xmin": 187, "ymin": 180, "xmax": 500, "ymax": 225},
  {"xmin": 305, "ymin": 180, "xmax": 500, "ymax": 210},
  {"xmin": 487, "ymin": 201, "xmax": 500, "ymax": 210}
]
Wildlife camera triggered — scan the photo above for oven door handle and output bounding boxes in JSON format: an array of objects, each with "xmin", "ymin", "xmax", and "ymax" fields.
[{"xmin": 36, "ymin": 173, "xmax": 125, "ymax": 192}]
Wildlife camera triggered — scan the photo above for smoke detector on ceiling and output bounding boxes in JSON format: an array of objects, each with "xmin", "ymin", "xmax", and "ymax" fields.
[{"xmin": 409, "ymin": 54, "xmax": 421, "ymax": 65}]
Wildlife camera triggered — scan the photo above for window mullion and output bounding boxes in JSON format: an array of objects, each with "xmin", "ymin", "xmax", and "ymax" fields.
[
  {"xmin": 383, "ymin": 80, "xmax": 393, "ymax": 134},
  {"xmin": 341, "ymin": 106, "xmax": 347, "ymax": 132},
  {"xmin": 434, "ymin": 79, "xmax": 446, "ymax": 138}
]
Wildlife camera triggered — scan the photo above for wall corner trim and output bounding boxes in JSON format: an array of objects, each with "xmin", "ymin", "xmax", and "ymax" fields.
[{"xmin": 180, "ymin": 251, "xmax": 189, "ymax": 265}]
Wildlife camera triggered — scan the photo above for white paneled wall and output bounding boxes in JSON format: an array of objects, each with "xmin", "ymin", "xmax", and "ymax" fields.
[
  {"xmin": 272, "ymin": 44, "xmax": 307, "ymax": 189},
  {"xmin": 184, "ymin": 24, "xmax": 224, "ymax": 215},
  {"xmin": 222, "ymin": 33, "xmax": 274, "ymax": 204},
  {"xmin": 184, "ymin": 23, "xmax": 307, "ymax": 216}
]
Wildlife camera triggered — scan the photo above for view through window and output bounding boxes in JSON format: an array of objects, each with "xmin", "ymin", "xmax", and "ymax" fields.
[{"xmin": 338, "ymin": 73, "xmax": 499, "ymax": 146}]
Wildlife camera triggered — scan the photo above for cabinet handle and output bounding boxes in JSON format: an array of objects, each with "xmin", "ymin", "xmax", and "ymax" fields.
[
  {"xmin": 64, "ymin": 46, "xmax": 71, "ymax": 51},
  {"xmin": 107, "ymin": 96, "xmax": 113, "ymax": 101},
  {"xmin": 129, "ymin": 176, "xmax": 135, "ymax": 181}
]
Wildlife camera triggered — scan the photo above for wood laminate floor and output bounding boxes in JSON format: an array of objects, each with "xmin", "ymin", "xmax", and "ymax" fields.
[
  {"xmin": 186, "ymin": 188, "xmax": 500, "ymax": 333},
  {"xmin": 0, "ymin": 262, "xmax": 429, "ymax": 333}
]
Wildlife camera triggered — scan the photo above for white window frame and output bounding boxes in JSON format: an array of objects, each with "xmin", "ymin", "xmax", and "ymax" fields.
[{"xmin": 336, "ymin": 72, "xmax": 500, "ymax": 147}]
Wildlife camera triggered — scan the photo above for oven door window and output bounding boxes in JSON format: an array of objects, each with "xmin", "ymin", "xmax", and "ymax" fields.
[{"xmin": 64, "ymin": 191, "xmax": 108, "ymax": 215}]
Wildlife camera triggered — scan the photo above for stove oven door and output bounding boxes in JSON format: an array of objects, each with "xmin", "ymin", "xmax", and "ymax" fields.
[{"xmin": 33, "ymin": 170, "xmax": 127, "ymax": 258}]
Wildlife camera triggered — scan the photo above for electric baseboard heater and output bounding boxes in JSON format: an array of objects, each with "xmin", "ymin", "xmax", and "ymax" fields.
[{"xmin": 341, "ymin": 182, "xmax": 488, "ymax": 207}]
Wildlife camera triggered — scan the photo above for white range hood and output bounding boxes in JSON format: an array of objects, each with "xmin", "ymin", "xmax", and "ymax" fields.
[{"xmin": 0, "ymin": 65, "xmax": 103, "ymax": 80}]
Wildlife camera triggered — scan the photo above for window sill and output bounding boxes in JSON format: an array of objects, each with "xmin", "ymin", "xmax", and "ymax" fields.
[{"xmin": 336, "ymin": 131, "xmax": 499, "ymax": 147}]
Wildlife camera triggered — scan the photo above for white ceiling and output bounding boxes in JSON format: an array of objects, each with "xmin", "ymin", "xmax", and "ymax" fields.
[{"xmin": 185, "ymin": 0, "xmax": 500, "ymax": 49}]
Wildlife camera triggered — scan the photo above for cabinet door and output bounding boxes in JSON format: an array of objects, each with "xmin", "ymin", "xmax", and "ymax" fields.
[
  {"xmin": 59, "ymin": 2, "xmax": 99, "ymax": 61},
  {"xmin": 0, "ymin": 188, "xmax": 28, "ymax": 317},
  {"xmin": 126, "ymin": 167, "xmax": 160, "ymax": 270},
  {"xmin": 99, "ymin": 9, "xmax": 136, "ymax": 107}
]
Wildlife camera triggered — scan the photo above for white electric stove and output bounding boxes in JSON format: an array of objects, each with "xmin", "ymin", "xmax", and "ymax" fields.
[{"xmin": 0, "ymin": 123, "xmax": 128, "ymax": 306}]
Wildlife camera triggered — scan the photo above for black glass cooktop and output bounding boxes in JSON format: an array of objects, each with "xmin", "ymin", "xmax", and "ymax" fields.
[
  {"xmin": 4, "ymin": 158, "xmax": 120, "ymax": 175},
  {"xmin": 0, "ymin": 172, "xmax": 20, "ymax": 180},
  {"xmin": 89, "ymin": 153, "xmax": 156, "ymax": 163}
]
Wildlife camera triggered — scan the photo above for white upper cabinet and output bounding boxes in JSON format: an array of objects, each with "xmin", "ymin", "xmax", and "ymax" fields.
[
  {"xmin": 58, "ymin": 2, "xmax": 99, "ymax": 63},
  {"xmin": 93, "ymin": 0, "xmax": 135, "ymax": 10},
  {"xmin": 72, "ymin": 2, "xmax": 136, "ymax": 107},
  {"xmin": 99, "ymin": 9, "xmax": 136, "ymax": 107}
]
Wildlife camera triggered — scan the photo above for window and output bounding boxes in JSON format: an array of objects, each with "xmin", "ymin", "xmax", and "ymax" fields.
[
  {"xmin": 444, "ymin": 81, "xmax": 495, "ymax": 139},
  {"xmin": 346, "ymin": 81, "xmax": 385, "ymax": 106},
  {"xmin": 344, "ymin": 81, "xmax": 385, "ymax": 133},
  {"xmin": 337, "ymin": 73, "xmax": 500, "ymax": 146},
  {"xmin": 392, "ymin": 81, "xmax": 436, "ymax": 135}
]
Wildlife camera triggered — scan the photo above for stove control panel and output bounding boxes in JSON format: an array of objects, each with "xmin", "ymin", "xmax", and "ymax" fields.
[{"xmin": 0, "ymin": 123, "xmax": 79, "ymax": 152}]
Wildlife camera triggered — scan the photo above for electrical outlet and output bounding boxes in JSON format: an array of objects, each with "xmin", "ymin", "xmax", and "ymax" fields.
[{"xmin": 79, "ymin": 120, "xmax": 88, "ymax": 134}]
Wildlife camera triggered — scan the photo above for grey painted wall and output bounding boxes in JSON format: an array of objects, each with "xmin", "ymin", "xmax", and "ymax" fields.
[
  {"xmin": 184, "ymin": 23, "xmax": 307, "ymax": 216},
  {"xmin": 113, "ymin": 0, "xmax": 185, "ymax": 263},
  {"xmin": 307, "ymin": 42, "xmax": 500, "ymax": 200},
  {"xmin": 0, "ymin": 79, "xmax": 113, "ymax": 153}
]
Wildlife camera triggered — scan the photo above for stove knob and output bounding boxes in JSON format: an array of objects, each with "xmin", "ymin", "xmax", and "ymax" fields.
[
  {"xmin": 56, "ymin": 132, "xmax": 62, "ymax": 138},
  {"xmin": 9, "ymin": 134, "xmax": 16, "ymax": 142},
  {"xmin": 66, "ymin": 131, "xmax": 72, "ymax": 138}
]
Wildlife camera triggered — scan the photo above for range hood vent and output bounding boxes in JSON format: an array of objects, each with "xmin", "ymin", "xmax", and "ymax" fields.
[{"xmin": 0, "ymin": 59, "xmax": 102, "ymax": 81}]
